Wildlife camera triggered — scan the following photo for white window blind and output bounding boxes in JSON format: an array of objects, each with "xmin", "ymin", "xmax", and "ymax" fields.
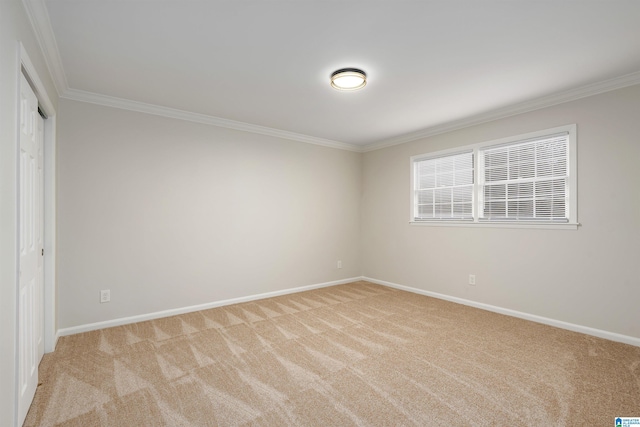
[
  {"xmin": 413, "ymin": 151, "xmax": 474, "ymax": 220},
  {"xmin": 479, "ymin": 132, "xmax": 569, "ymax": 222}
]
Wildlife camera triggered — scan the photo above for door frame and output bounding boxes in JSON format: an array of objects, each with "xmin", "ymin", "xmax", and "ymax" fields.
[{"xmin": 18, "ymin": 43, "xmax": 57, "ymax": 355}]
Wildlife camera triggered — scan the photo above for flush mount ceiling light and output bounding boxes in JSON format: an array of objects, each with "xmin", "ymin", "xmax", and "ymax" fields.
[{"xmin": 330, "ymin": 68, "xmax": 367, "ymax": 91}]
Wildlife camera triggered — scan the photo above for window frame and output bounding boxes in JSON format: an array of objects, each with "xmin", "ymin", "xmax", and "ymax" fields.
[{"xmin": 409, "ymin": 124, "xmax": 578, "ymax": 230}]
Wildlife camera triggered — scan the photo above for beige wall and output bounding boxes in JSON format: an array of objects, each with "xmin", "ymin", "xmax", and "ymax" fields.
[
  {"xmin": 56, "ymin": 99, "xmax": 362, "ymax": 329},
  {"xmin": 52, "ymin": 84, "xmax": 640, "ymax": 341},
  {"xmin": 0, "ymin": 0, "xmax": 58, "ymax": 424},
  {"xmin": 362, "ymin": 84, "xmax": 640, "ymax": 339}
]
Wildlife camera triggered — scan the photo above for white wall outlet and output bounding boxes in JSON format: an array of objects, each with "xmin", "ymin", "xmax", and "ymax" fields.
[
  {"xmin": 100, "ymin": 289, "xmax": 110, "ymax": 303},
  {"xmin": 468, "ymin": 274, "xmax": 476, "ymax": 286},
  {"xmin": 337, "ymin": 260, "xmax": 342, "ymax": 269}
]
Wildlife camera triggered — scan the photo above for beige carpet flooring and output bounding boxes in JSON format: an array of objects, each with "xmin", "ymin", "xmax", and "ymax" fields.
[{"xmin": 24, "ymin": 281, "xmax": 640, "ymax": 426}]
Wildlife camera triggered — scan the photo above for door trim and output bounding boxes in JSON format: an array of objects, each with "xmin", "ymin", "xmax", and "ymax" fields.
[{"xmin": 18, "ymin": 43, "xmax": 57, "ymax": 354}]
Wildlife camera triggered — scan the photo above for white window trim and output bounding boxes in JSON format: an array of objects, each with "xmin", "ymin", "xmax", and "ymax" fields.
[{"xmin": 409, "ymin": 124, "xmax": 579, "ymax": 230}]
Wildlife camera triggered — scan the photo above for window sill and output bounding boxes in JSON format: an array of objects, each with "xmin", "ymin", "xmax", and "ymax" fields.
[{"xmin": 409, "ymin": 221, "xmax": 580, "ymax": 230}]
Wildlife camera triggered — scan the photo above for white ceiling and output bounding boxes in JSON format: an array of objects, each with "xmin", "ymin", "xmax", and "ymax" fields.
[{"xmin": 32, "ymin": 0, "xmax": 640, "ymax": 149}]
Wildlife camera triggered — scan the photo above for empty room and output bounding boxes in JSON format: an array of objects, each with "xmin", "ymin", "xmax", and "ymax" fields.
[{"xmin": 2, "ymin": 0, "xmax": 640, "ymax": 426}]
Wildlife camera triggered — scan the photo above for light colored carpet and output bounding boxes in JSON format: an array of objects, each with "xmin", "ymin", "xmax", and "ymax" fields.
[{"xmin": 24, "ymin": 281, "xmax": 640, "ymax": 426}]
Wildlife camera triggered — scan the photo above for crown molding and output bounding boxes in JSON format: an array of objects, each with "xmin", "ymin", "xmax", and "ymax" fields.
[
  {"xmin": 363, "ymin": 70, "xmax": 640, "ymax": 152},
  {"xmin": 21, "ymin": 0, "xmax": 68, "ymax": 95},
  {"xmin": 22, "ymin": 0, "xmax": 362, "ymax": 152},
  {"xmin": 62, "ymin": 89, "xmax": 363, "ymax": 152},
  {"xmin": 20, "ymin": 0, "xmax": 640, "ymax": 153}
]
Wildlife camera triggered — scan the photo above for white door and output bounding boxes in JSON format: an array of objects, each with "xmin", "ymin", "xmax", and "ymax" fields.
[{"xmin": 18, "ymin": 73, "xmax": 45, "ymax": 426}]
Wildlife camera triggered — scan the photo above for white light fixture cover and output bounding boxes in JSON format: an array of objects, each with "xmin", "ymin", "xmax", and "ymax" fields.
[{"xmin": 331, "ymin": 68, "xmax": 367, "ymax": 91}]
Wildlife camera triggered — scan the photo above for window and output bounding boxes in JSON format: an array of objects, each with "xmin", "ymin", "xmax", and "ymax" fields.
[
  {"xmin": 479, "ymin": 133, "xmax": 569, "ymax": 222},
  {"xmin": 410, "ymin": 125, "xmax": 577, "ymax": 229},
  {"xmin": 413, "ymin": 151, "xmax": 474, "ymax": 220}
]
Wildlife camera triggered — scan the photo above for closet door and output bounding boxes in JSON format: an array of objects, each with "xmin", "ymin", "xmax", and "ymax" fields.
[{"xmin": 18, "ymin": 72, "xmax": 44, "ymax": 425}]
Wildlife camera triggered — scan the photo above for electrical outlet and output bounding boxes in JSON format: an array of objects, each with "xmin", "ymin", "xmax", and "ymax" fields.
[
  {"xmin": 100, "ymin": 289, "xmax": 110, "ymax": 303},
  {"xmin": 337, "ymin": 260, "xmax": 342, "ymax": 269},
  {"xmin": 468, "ymin": 274, "xmax": 476, "ymax": 286}
]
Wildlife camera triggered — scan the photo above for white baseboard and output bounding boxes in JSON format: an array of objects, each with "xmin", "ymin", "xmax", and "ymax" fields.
[
  {"xmin": 57, "ymin": 275, "xmax": 640, "ymax": 348},
  {"xmin": 57, "ymin": 276, "xmax": 363, "ymax": 337},
  {"xmin": 364, "ymin": 276, "xmax": 640, "ymax": 348}
]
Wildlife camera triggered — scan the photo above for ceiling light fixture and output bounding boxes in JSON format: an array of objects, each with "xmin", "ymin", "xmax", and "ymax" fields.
[{"xmin": 330, "ymin": 68, "xmax": 367, "ymax": 91}]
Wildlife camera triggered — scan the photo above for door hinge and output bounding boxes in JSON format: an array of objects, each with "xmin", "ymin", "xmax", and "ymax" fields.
[{"xmin": 42, "ymin": 248, "xmax": 44, "ymax": 256}]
